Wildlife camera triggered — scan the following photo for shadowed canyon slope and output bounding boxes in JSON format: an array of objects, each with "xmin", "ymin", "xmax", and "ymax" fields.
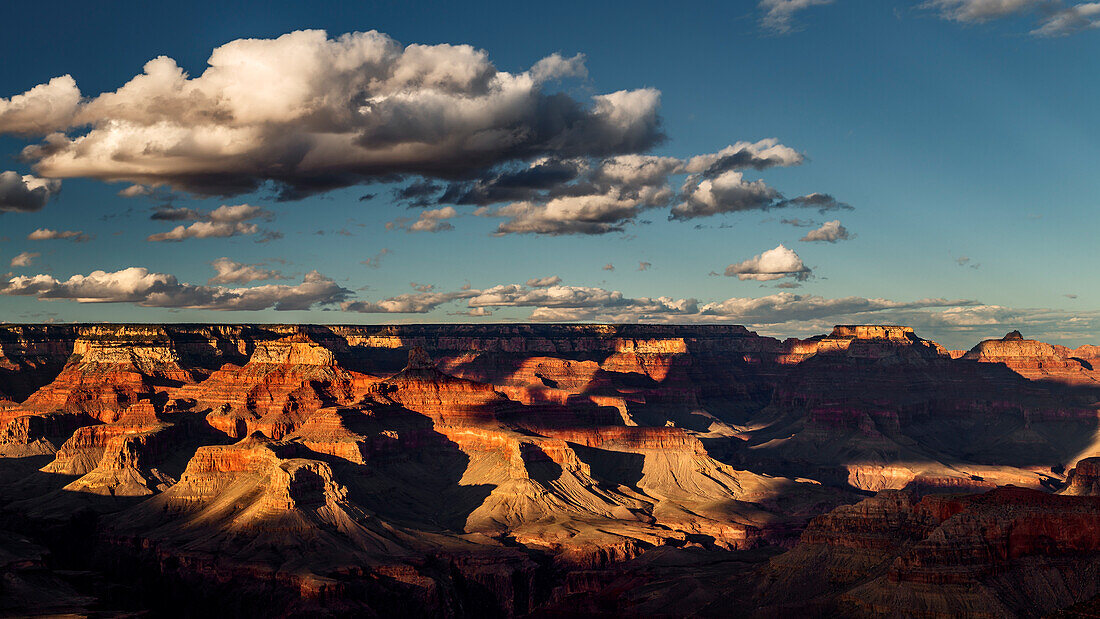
[{"xmin": 0, "ymin": 323, "xmax": 1098, "ymax": 617}]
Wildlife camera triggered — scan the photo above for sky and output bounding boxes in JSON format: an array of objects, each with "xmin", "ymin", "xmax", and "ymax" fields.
[{"xmin": 0, "ymin": 0, "xmax": 1097, "ymax": 349}]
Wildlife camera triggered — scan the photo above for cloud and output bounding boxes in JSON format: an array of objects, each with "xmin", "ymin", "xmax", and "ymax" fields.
[
  {"xmin": 118, "ymin": 184, "xmax": 152, "ymax": 198},
  {"xmin": 725, "ymin": 244, "xmax": 812, "ymax": 281},
  {"xmin": 207, "ymin": 257, "xmax": 286, "ymax": 284},
  {"xmin": 526, "ymin": 275, "xmax": 562, "ymax": 287},
  {"xmin": 923, "ymin": 0, "xmax": 1100, "ymax": 36},
  {"xmin": 10, "ymin": 251, "xmax": 39, "ymax": 267},
  {"xmin": 1, "ymin": 268, "xmax": 349, "ymax": 311},
  {"xmin": 923, "ymin": 0, "xmax": 1040, "ymax": 22},
  {"xmin": 0, "ymin": 171, "xmax": 61, "ymax": 213},
  {"xmin": 150, "ymin": 206, "xmax": 203, "ymax": 221},
  {"xmin": 410, "ymin": 282, "xmax": 434, "ymax": 292},
  {"xmin": 638, "ymin": 261, "xmax": 652, "ymax": 271},
  {"xmin": 27, "ymin": 228, "xmax": 91, "ymax": 242},
  {"xmin": 0, "ymin": 75, "xmax": 80, "ymax": 135},
  {"xmin": 343, "ymin": 290, "xmax": 478, "ymax": 313},
  {"xmin": 147, "ymin": 204, "xmax": 272, "ymax": 241},
  {"xmin": 671, "ymin": 171, "xmax": 781, "ymax": 220},
  {"xmin": 2, "ymin": 30, "xmax": 662, "ymax": 199},
  {"xmin": 800, "ymin": 219, "xmax": 851, "ymax": 242},
  {"xmin": 603, "ymin": 263, "xmax": 615, "ymax": 271},
  {"xmin": 780, "ymin": 192, "xmax": 853, "ymax": 213},
  {"xmin": 361, "ymin": 248, "xmax": 391, "ymax": 268},
  {"xmin": 386, "ymin": 206, "xmax": 457, "ymax": 232},
  {"xmin": 1032, "ymin": 2, "xmax": 1100, "ymax": 35},
  {"xmin": 462, "ymin": 139, "xmax": 819, "ymax": 234},
  {"xmin": 956, "ymin": 255, "xmax": 981, "ymax": 269},
  {"xmin": 759, "ymin": 0, "xmax": 835, "ymax": 34}
]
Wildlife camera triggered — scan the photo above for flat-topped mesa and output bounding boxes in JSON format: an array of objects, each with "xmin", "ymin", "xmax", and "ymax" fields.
[
  {"xmin": 174, "ymin": 335, "xmax": 372, "ymax": 441},
  {"xmin": 378, "ymin": 348, "xmax": 507, "ymax": 426},
  {"xmin": 248, "ymin": 333, "xmax": 337, "ymax": 366},
  {"xmin": 963, "ymin": 330, "xmax": 1100, "ymax": 385}
]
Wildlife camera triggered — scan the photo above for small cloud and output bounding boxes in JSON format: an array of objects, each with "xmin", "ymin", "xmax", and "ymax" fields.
[
  {"xmin": 638, "ymin": 261, "xmax": 652, "ymax": 271},
  {"xmin": 1065, "ymin": 294, "xmax": 1078, "ymax": 299},
  {"xmin": 387, "ymin": 206, "xmax": 457, "ymax": 233},
  {"xmin": 800, "ymin": 220, "xmax": 851, "ymax": 243},
  {"xmin": 410, "ymin": 282, "xmax": 435, "ymax": 292},
  {"xmin": 27, "ymin": 228, "xmax": 92, "ymax": 242},
  {"xmin": 207, "ymin": 257, "xmax": 287, "ymax": 284},
  {"xmin": 725, "ymin": 244, "xmax": 812, "ymax": 281},
  {"xmin": 358, "ymin": 193, "xmax": 376, "ymax": 202},
  {"xmin": 759, "ymin": 0, "xmax": 836, "ymax": 34},
  {"xmin": 118, "ymin": 184, "xmax": 152, "ymax": 198},
  {"xmin": 526, "ymin": 275, "xmax": 562, "ymax": 288},
  {"xmin": 956, "ymin": 256, "xmax": 980, "ymax": 269},
  {"xmin": 0, "ymin": 172, "xmax": 61, "ymax": 213},
  {"xmin": 10, "ymin": 251, "xmax": 39, "ymax": 267},
  {"xmin": 603, "ymin": 263, "xmax": 615, "ymax": 271},
  {"xmin": 361, "ymin": 248, "xmax": 391, "ymax": 269}
]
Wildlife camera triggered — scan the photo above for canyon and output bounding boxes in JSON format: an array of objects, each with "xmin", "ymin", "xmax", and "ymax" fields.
[{"xmin": 0, "ymin": 323, "xmax": 1098, "ymax": 617}]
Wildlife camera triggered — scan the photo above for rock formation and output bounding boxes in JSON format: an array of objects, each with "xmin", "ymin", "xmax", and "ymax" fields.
[{"xmin": 0, "ymin": 323, "xmax": 1095, "ymax": 617}]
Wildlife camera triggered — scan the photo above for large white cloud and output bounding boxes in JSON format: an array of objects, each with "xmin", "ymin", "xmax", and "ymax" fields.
[
  {"xmin": 725, "ymin": 244, "xmax": 813, "ymax": 281},
  {"xmin": 1, "ymin": 268, "xmax": 348, "ymax": 311},
  {"xmin": 0, "ymin": 171, "xmax": 61, "ymax": 213},
  {"xmin": 1, "ymin": 30, "xmax": 662, "ymax": 198}
]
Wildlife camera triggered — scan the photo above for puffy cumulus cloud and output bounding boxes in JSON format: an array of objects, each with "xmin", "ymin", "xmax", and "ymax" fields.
[
  {"xmin": 1032, "ymin": 3, "xmax": 1100, "ymax": 36},
  {"xmin": 672, "ymin": 171, "xmax": 780, "ymax": 220},
  {"xmin": 10, "ymin": 251, "xmax": 39, "ymax": 267},
  {"xmin": 0, "ymin": 75, "xmax": 81, "ymax": 135},
  {"xmin": 800, "ymin": 219, "xmax": 851, "ymax": 242},
  {"xmin": 759, "ymin": 0, "xmax": 835, "ymax": 33},
  {"xmin": 454, "ymin": 139, "xmax": 825, "ymax": 234},
  {"xmin": 0, "ymin": 171, "xmax": 61, "ymax": 213},
  {"xmin": 27, "ymin": 228, "xmax": 91, "ymax": 242},
  {"xmin": 681, "ymin": 139, "xmax": 805, "ymax": 174},
  {"xmin": 147, "ymin": 204, "xmax": 272, "ymax": 241},
  {"xmin": 922, "ymin": 0, "xmax": 1040, "ymax": 22},
  {"xmin": 1, "ymin": 268, "xmax": 348, "ymax": 311},
  {"xmin": 2, "ymin": 30, "xmax": 662, "ymax": 199},
  {"xmin": 207, "ymin": 257, "xmax": 286, "ymax": 284},
  {"xmin": 725, "ymin": 244, "xmax": 812, "ymax": 281},
  {"xmin": 386, "ymin": 206, "xmax": 457, "ymax": 232},
  {"xmin": 526, "ymin": 275, "xmax": 562, "ymax": 287}
]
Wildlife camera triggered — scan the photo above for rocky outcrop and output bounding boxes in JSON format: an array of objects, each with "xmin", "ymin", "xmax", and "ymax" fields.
[
  {"xmin": 174, "ymin": 333, "xmax": 374, "ymax": 440},
  {"xmin": 964, "ymin": 330, "xmax": 1100, "ymax": 387}
]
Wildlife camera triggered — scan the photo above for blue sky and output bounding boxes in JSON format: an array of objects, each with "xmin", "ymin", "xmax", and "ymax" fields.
[{"xmin": 0, "ymin": 0, "xmax": 1096, "ymax": 349}]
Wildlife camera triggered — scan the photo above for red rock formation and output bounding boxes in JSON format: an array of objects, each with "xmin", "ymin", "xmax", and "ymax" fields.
[
  {"xmin": 964, "ymin": 330, "xmax": 1100, "ymax": 386},
  {"xmin": 174, "ymin": 333, "xmax": 375, "ymax": 439}
]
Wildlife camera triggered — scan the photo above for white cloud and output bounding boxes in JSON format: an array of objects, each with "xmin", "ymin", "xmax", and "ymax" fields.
[
  {"xmin": 800, "ymin": 219, "xmax": 851, "ymax": 242},
  {"xmin": 923, "ymin": 0, "xmax": 1040, "ymax": 22},
  {"xmin": 10, "ymin": 251, "xmax": 39, "ymax": 267},
  {"xmin": 759, "ymin": 0, "xmax": 835, "ymax": 33},
  {"xmin": 923, "ymin": 0, "xmax": 1100, "ymax": 36},
  {"xmin": 0, "ymin": 75, "xmax": 80, "ymax": 135},
  {"xmin": 27, "ymin": 228, "xmax": 91, "ymax": 242},
  {"xmin": 207, "ymin": 257, "xmax": 286, "ymax": 284},
  {"xmin": 147, "ymin": 204, "xmax": 271, "ymax": 242},
  {"xmin": 0, "ymin": 171, "xmax": 61, "ymax": 213},
  {"xmin": 1, "ymin": 268, "xmax": 349, "ymax": 311},
  {"xmin": 725, "ymin": 244, "xmax": 812, "ymax": 281},
  {"xmin": 386, "ymin": 206, "xmax": 457, "ymax": 233},
  {"xmin": 2, "ymin": 30, "xmax": 662, "ymax": 199}
]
